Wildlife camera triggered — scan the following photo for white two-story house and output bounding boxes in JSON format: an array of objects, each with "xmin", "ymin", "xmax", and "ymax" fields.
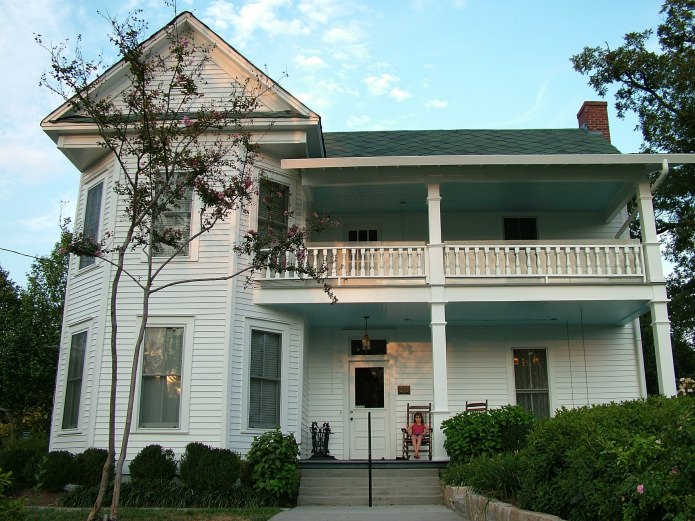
[{"xmin": 43, "ymin": 11, "xmax": 694, "ymax": 463}]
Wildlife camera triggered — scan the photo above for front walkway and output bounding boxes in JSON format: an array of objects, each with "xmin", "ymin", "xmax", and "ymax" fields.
[{"xmin": 270, "ymin": 505, "xmax": 469, "ymax": 520}]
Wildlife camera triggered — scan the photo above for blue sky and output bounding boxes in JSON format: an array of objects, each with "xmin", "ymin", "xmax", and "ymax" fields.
[{"xmin": 0, "ymin": 0, "xmax": 662, "ymax": 285}]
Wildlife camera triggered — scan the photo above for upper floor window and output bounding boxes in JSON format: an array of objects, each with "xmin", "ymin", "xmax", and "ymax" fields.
[
  {"xmin": 258, "ymin": 180, "xmax": 289, "ymax": 242},
  {"xmin": 79, "ymin": 182, "xmax": 104, "ymax": 269},
  {"xmin": 62, "ymin": 331, "xmax": 87, "ymax": 429},
  {"xmin": 348, "ymin": 229, "xmax": 378, "ymax": 242},
  {"xmin": 504, "ymin": 217, "xmax": 537, "ymax": 240},
  {"xmin": 139, "ymin": 327, "xmax": 183, "ymax": 428},
  {"xmin": 153, "ymin": 187, "xmax": 193, "ymax": 257}
]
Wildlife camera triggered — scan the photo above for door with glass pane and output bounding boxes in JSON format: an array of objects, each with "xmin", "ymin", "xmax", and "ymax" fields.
[
  {"xmin": 348, "ymin": 361, "xmax": 390, "ymax": 459},
  {"xmin": 513, "ymin": 348, "xmax": 550, "ymax": 419}
]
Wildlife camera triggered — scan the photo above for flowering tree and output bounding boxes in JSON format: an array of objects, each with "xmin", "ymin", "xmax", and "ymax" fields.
[{"xmin": 38, "ymin": 8, "xmax": 333, "ymax": 521}]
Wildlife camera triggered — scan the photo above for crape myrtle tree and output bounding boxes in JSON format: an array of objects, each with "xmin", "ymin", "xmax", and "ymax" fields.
[
  {"xmin": 571, "ymin": 0, "xmax": 695, "ymax": 390},
  {"xmin": 38, "ymin": 7, "xmax": 334, "ymax": 521}
]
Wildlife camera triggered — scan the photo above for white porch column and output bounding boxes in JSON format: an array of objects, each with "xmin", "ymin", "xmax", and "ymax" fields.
[
  {"xmin": 430, "ymin": 302, "xmax": 450, "ymax": 460},
  {"xmin": 636, "ymin": 180, "xmax": 676, "ymax": 396},
  {"xmin": 427, "ymin": 183, "xmax": 444, "ymax": 285},
  {"xmin": 650, "ymin": 299, "xmax": 677, "ymax": 396},
  {"xmin": 637, "ymin": 180, "xmax": 665, "ymax": 282},
  {"xmin": 427, "ymin": 183, "xmax": 450, "ymax": 459}
]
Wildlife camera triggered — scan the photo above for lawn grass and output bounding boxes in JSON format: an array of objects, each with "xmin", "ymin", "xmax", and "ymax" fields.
[{"xmin": 27, "ymin": 507, "xmax": 283, "ymax": 521}]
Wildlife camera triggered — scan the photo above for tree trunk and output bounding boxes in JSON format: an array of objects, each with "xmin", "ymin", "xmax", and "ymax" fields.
[
  {"xmin": 109, "ymin": 288, "xmax": 151, "ymax": 521},
  {"xmin": 87, "ymin": 249, "xmax": 125, "ymax": 521}
]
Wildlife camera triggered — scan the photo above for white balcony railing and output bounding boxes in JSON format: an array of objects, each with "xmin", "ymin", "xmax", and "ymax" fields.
[
  {"xmin": 262, "ymin": 242, "xmax": 645, "ymax": 282},
  {"xmin": 444, "ymin": 243, "xmax": 645, "ymax": 279},
  {"xmin": 263, "ymin": 245, "xmax": 427, "ymax": 280}
]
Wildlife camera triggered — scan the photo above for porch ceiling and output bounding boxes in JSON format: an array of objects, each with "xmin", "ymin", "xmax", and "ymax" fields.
[
  {"xmin": 267, "ymin": 299, "xmax": 649, "ymax": 329},
  {"xmin": 308, "ymin": 179, "xmax": 630, "ymax": 214}
]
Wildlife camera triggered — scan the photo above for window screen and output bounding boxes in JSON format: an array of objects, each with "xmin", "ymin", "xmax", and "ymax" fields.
[
  {"xmin": 249, "ymin": 329, "xmax": 281, "ymax": 429},
  {"xmin": 139, "ymin": 327, "xmax": 183, "ymax": 428},
  {"xmin": 79, "ymin": 182, "xmax": 104, "ymax": 269},
  {"xmin": 503, "ymin": 218, "xmax": 537, "ymax": 240},
  {"xmin": 63, "ymin": 331, "xmax": 87, "ymax": 429}
]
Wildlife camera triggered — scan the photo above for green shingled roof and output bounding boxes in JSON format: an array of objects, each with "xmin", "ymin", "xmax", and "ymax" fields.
[{"xmin": 322, "ymin": 129, "xmax": 620, "ymax": 157}]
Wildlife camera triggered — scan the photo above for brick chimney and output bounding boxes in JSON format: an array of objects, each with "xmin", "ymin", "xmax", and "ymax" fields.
[{"xmin": 577, "ymin": 101, "xmax": 611, "ymax": 142}]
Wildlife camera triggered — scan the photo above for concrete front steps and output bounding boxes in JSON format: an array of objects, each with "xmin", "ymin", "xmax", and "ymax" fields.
[{"xmin": 298, "ymin": 461, "xmax": 445, "ymax": 506}]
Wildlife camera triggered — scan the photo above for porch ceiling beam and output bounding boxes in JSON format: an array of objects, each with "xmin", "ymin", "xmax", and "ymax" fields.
[{"xmin": 282, "ymin": 153, "xmax": 695, "ymax": 170}]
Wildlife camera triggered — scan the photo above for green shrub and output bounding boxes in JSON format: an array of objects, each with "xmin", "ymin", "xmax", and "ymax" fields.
[
  {"xmin": 59, "ymin": 480, "xmax": 268, "ymax": 509},
  {"xmin": 246, "ymin": 429, "xmax": 299, "ymax": 506},
  {"xmin": 37, "ymin": 451, "xmax": 77, "ymax": 492},
  {"xmin": 197, "ymin": 448, "xmax": 241, "ymax": 493},
  {"xmin": 0, "ymin": 468, "xmax": 26, "ymax": 521},
  {"xmin": 75, "ymin": 447, "xmax": 110, "ymax": 486},
  {"xmin": 178, "ymin": 442, "xmax": 209, "ymax": 486},
  {"xmin": 178, "ymin": 443, "xmax": 241, "ymax": 494},
  {"xmin": 442, "ymin": 405, "xmax": 534, "ymax": 463},
  {"xmin": 442, "ymin": 452, "xmax": 522, "ymax": 503},
  {"xmin": 517, "ymin": 396, "xmax": 695, "ymax": 521},
  {"xmin": 128, "ymin": 445, "xmax": 176, "ymax": 483},
  {"xmin": 0, "ymin": 434, "xmax": 48, "ymax": 492}
]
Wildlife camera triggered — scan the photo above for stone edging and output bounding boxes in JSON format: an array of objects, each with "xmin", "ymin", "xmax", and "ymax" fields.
[{"xmin": 443, "ymin": 486, "xmax": 566, "ymax": 521}]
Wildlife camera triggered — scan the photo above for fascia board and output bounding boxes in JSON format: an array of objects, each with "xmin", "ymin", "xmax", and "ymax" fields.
[{"xmin": 282, "ymin": 153, "xmax": 695, "ymax": 170}]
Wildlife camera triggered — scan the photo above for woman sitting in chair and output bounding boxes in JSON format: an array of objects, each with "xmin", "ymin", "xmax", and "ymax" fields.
[{"xmin": 407, "ymin": 412, "xmax": 429, "ymax": 459}]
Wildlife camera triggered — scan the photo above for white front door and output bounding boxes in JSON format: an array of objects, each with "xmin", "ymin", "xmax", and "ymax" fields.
[{"xmin": 348, "ymin": 361, "xmax": 391, "ymax": 459}]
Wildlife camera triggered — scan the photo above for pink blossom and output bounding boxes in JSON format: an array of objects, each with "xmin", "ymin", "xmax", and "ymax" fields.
[
  {"xmin": 183, "ymin": 115, "xmax": 194, "ymax": 127},
  {"xmin": 181, "ymin": 37, "xmax": 189, "ymax": 48},
  {"xmin": 636, "ymin": 484, "xmax": 644, "ymax": 495},
  {"xmin": 244, "ymin": 177, "xmax": 253, "ymax": 189}
]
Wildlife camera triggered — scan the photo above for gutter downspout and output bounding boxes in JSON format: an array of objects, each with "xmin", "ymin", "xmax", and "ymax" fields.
[{"xmin": 615, "ymin": 159, "xmax": 669, "ymax": 239}]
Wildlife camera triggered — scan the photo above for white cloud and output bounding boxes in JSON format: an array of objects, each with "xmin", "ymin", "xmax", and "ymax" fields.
[
  {"xmin": 425, "ymin": 98, "xmax": 448, "ymax": 109},
  {"xmin": 497, "ymin": 79, "xmax": 550, "ymax": 126},
  {"xmin": 206, "ymin": 0, "xmax": 311, "ymax": 46},
  {"xmin": 389, "ymin": 87, "xmax": 411, "ymax": 102},
  {"xmin": 295, "ymin": 54, "xmax": 327, "ymax": 70},
  {"xmin": 365, "ymin": 73, "xmax": 399, "ymax": 96},
  {"xmin": 452, "ymin": 0, "xmax": 467, "ymax": 8},
  {"xmin": 323, "ymin": 25, "xmax": 361, "ymax": 45},
  {"xmin": 364, "ymin": 74, "xmax": 411, "ymax": 102},
  {"xmin": 347, "ymin": 114, "xmax": 372, "ymax": 128}
]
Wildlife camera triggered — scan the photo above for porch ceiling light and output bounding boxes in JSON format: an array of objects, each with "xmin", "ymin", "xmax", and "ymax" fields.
[{"xmin": 362, "ymin": 315, "xmax": 371, "ymax": 351}]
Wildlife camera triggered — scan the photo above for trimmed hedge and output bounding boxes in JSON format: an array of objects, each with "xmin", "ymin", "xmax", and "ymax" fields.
[
  {"xmin": 128, "ymin": 445, "xmax": 176, "ymax": 483},
  {"xmin": 37, "ymin": 451, "xmax": 76, "ymax": 492},
  {"xmin": 75, "ymin": 447, "xmax": 110, "ymax": 487},
  {"xmin": 442, "ymin": 405, "xmax": 534, "ymax": 463}
]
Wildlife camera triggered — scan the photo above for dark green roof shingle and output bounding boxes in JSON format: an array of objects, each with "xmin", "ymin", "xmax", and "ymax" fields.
[{"xmin": 323, "ymin": 129, "xmax": 620, "ymax": 157}]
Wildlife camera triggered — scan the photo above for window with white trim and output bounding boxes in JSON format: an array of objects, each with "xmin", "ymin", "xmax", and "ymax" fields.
[
  {"xmin": 62, "ymin": 331, "xmax": 87, "ymax": 429},
  {"xmin": 248, "ymin": 329, "xmax": 281, "ymax": 429},
  {"xmin": 258, "ymin": 180, "xmax": 289, "ymax": 243},
  {"xmin": 79, "ymin": 182, "xmax": 104, "ymax": 269},
  {"xmin": 139, "ymin": 327, "xmax": 183, "ymax": 428},
  {"xmin": 153, "ymin": 187, "xmax": 193, "ymax": 257},
  {"xmin": 513, "ymin": 348, "xmax": 550, "ymax": 420}
]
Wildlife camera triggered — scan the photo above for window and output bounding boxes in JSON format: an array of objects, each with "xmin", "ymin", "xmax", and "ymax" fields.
[
  {"xmin": 350, "ymin": 339, "xmax": 387, "ymax": 356},
  {"xmin": 513, "ymin": 348, "xmax": 550, "ymax": 420},
  {"xmin": 153, "ymin": 188, "xmax": 193, "ymax": 257},
  {"xmin": 258, "ymin": 180, "xmax": 289, "ymax": 243},
  {"xmin": 62, "ymin": 331, "xmax": 87, "ymax": 429},
  {"xmin": 249, "ymin": 329, "xmax": 281, "ymax": 429},
  {"xmin": 139, "ymin": 327, "xmax": 183, "ymax": 428},
  {"xmin": 79, "ymin": 182, "xmax": 104, "ymax": 269},
  {"xmin": 348, "ymin": 229, "xmax": 378, "ymax": 242},
  {"xmin": 504, "ymin": 217, "xmax": 537, "ymax": 240}
]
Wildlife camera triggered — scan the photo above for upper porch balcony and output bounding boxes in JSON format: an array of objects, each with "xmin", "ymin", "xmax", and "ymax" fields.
[{"xmin": 261, "ymin": 239, "xmax": 645, "ymax": 285}]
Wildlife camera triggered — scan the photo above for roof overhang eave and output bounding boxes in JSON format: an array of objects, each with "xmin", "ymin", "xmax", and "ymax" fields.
[{"xmin": 281, "ymin": 153, "xmax": 695, "ymax": 170}]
